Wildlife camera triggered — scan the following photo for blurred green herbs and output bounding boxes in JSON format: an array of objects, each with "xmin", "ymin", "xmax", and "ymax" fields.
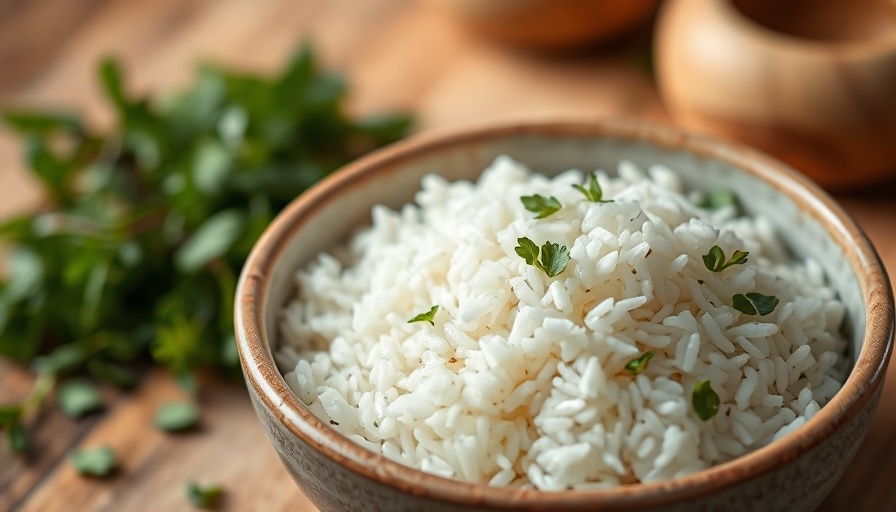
[{"xmin": 0, "ymin": 45, "xmax": 412, "ymax": 451}]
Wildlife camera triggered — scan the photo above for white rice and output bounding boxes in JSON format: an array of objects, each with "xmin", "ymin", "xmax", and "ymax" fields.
[{"xmin": 277, "ymin": 156, "xmax": 848, "ymax": 489}]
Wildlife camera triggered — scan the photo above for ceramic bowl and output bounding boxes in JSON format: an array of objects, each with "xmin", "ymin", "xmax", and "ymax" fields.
[
  {"xmin": 429, "ymin": 0, "xmax": 661, "ymax": 51},
  {"xmin": 235, "ymin": 120, "xmax": 893, "ymax": 512},
  {"xmin": 655, "ymin": 0, "xmax": 896, "ymax": 189}
]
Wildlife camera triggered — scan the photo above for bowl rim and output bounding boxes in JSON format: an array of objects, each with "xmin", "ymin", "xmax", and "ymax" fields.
[{"xmin": 235, "ymin": 119, "xmax": 894, "ymax": 508}]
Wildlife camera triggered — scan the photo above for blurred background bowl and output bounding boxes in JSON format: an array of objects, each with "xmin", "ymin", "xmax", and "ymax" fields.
[
  {"xmin": 429, "ymin": 0, "xmax": 661, "ymax": 51},
  {"xmin": 655, "ymin": 0, "xmax": 896, "ymax": 189},
  {"xmin": 235, "ymin": 120, "xmax": 893, "ymax": 512}
]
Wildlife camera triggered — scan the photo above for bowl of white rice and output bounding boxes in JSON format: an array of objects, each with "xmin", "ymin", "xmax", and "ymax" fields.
[{"xmin": 235, "ymin": 120, "xmax": 893, "ymax": 512}]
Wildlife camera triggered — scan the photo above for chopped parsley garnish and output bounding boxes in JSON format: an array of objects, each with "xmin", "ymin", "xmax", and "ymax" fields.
[
  {"xmin": 624, "ymin": 352, "xmax": 655, "ymax": 375},
  {"xmin": 408, "ymin": 305, "xmax": 439, "ymax": 325},
  {"xmin": 520, "ymin": 194, "xmax": 562, "ymax": 219},
  {"xmin": 515, "ymin": 237, "xmax": 570, "ymax": 278},
  {"xmin": 732, "ymin": 293, "xmax": 779, "ymax": 316},
  {"xmin": 573, "ymin": 173, "xmax": 611, "ymax": 203},
  {"xmin": 70, "ymin": 446, "xmax": 118, "ymax": 477},
  {"xmin": 186, "ymin": 481, "xmax": 224, "ymax": 509},
  {"xmin": 696, "ymin": 188, "xmax": 737, "ymax": 209},
  {"xmin": 692, "ymin": 380, "xmax": 720, "ymax": 421},
  {"xmin": 702, "ymin": 245, "xmax": 749, "ymax": 272}
]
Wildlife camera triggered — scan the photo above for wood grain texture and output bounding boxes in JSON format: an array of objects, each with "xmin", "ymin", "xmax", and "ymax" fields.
[{"xmin": 0, "ymin": 0, "xmax": 893, "ymax": 511}]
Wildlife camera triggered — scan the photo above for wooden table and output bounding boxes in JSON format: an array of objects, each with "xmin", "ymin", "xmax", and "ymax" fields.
[{"xmin": 1, "ymin": 1, "xmax": 894, "ymax": 510}]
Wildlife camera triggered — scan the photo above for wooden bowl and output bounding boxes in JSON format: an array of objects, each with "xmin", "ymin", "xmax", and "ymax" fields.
[
  {"xmin": 235, "ymin": 120, "xmax": 893, "ymax": 511},
  {"xmin": 430, "ymin": 0, "xmax": 661, "ymax": 51},
  {"xmin": 655, "ymin": 0, "xmax": 896, "ymax": 189}
]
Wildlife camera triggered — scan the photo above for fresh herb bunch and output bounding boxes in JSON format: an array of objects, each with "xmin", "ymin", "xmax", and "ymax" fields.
[{"xmin": 0, "ymin": 45, "xmax": 412, "ymax": 447}]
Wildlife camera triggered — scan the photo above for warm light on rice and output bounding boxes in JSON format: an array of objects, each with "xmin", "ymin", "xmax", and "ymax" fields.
[{"xmin": 276, "ymin": 156, "xmax": 848, "ymax": 490}]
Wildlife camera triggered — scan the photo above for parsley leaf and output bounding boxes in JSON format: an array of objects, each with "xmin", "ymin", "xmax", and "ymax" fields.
[
  {"xmin": 520, "ymin": 194, "xmax": 562, "ymax": 219},
  {"xmin": 624, "ymin": 352, "xmax": 655, "ymax": 375},
  {"xmin": 539, "ymin": 242, "xmax": 571, "ymax": 278},
  {"xmin": 186, "ymin": 481, "xmax": 224, "ymax": 509},
  {"xmin": 572, "ymin": 173, "xmax": 611, "ymax": 202},
  {"xmin": 71, "ymin": 446, "xmax": 118, "ymax": 477},
  {"xmin": 702, "ymin": 245, "xmax": 749, "ymax": 272},
  {"xmin": 514, "ymin": 237, "xmax": 540, "ymax": 266},
  {"xmin": 515, "ymin": 237, "xmax": 570, "ymax": 278},
  {"xmin": 696, "ymin": 188, "xmax": 737, "ymax": 209},
  {"xmin": 692, "ymin": 380, "xmax": 720, "ymax": 421},
  {"xmin": 407, "ymin": 305, "xmax": 439, "ymax": 326},
  {"xmin": 155, "ymin": 402, "xmax": 200, "ymax": 432},
  {"xmin": 57, "ymin": 380, "xmax": 103, "ymax": 419},
  {"xmin": 732, "ymin": 292, "xmax": 779, "ymax": 316}
]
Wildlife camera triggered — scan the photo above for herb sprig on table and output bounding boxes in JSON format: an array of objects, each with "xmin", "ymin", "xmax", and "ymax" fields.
[{"xmin": 0, "ymin": 45, "xmax": 412, "ymax": 451}]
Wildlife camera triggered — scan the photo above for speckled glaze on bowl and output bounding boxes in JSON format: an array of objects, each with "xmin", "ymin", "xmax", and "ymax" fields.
[{"xmin": 235, "ymin": 121, "xmax": 893, "ymax": 512}]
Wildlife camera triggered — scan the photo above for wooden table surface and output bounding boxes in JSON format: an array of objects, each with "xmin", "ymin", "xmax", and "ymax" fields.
[{"xmin": 0, "ymin": 1, "xmax": 894, "ymax": 510}]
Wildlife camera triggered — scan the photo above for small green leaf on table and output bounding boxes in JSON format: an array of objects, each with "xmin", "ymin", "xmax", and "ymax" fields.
[
  {"xmin": 71, "ymin": 446, "xmax": 118, "ymax": 477},
  {"xmin": 187, "ymin": 481, "xmax": 224, "ymax": 509},
  {"xmin": 155, "ymin": 401, "xmax": 200, "ymax": 432},
  {"xmin": 57, "ymin": 380, "xmax": 103, "ymax": 418}
]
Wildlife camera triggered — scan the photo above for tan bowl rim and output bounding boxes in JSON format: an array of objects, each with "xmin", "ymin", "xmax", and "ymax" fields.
[
  {"xmin": 716, "ymin": 0, "xmax": 896, "ymax": 56},
  {"xmin": 235, "ymin": 119, "xmax": 894, "ymax": 509}
]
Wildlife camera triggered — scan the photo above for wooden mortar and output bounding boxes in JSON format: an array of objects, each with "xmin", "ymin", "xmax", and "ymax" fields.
[{"xmin": 655, "ymin": 0, "xmax": 896, "ymax": 189}]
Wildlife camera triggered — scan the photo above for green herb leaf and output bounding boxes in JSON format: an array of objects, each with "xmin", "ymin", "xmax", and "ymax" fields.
[
  {"xmin": 624, "ymin": 352, "xmax": 655, "ymax": 375},
  {"xmin": 0, "ymin": 406, "xmax": 22, "ymax": 427},
  {"xmin": 539, "ymin": 241, "xmax": 570, "ymax": 278},
  {"xmin": 702, "ymin": 245, "xmax": 749, "ymax": 272},
  {"xmin": 186, "ymin": 481, "xmax": 224, "ymax": 509},
  {"xmin": 572, "ymin": 173, "xmax": 610, "ymax": 202},
  {"xmin": 520, "ymin": 194, "xmax": 562, "ymax": 219},
  {"xmin": 5, "ymin": 247, "xmax": 44, "ymax": 302},
  {"xmin": 192, "ymin": 139, "xmax": 232, "ymax": 195},
  {"xmin": 692, "ymin": 380, "xmax": 720, "ymax": 421},
  {"xmin": 99, "ymin": 59, "xmax": 127, "ymax": 111},
  {"xmin": 702, "ymin": 245, "xmax": 724, "ymax": 272},
  {"xmin": 34, "ymin": 343, "xmax": 91, "ymax": 375},
  {"xmin": 2, "ymin": 110, "xmax": 83, "ymax": 136},
  {"xmin": 732, "ymin": 292, "xmax": 779, "ymax": 316},
  {"xmin": 696, "ymin": 188, "xmax": 737, "ymax": 210},
  {"xmin": 57, "ymin": 380, "xmax": 103, "ymax": 418},
  {"xmin": 5, "ymin": 421, "xmax": 30, "ymax": 454},
  {"xmin": 514, "ymin": 237, "xmax": 539, "ymax": 266},
  {"xmin": 515, "ymin": 237, "xmax": 570, "ymax": 278},
  {"xmin": 71, "ymin": 446, "xmax": 118, "ymax": 477},
  {"xmin": 729, "ymin": 250, "xmax": 749, "ymax": 266},
  {"xmin": 87, "ymin": 359, "xmax": 138, "ymax": 389},
  {"xmin": 408, "ymin": 305, "xmax": 439, "ymax": 326},
  {"xmin": 155, "ymin": 402, "xmax": 200, "ymax": 432},
  {"xmin": 174, "ymin": 210, "xmax": 245, "ymax": 273}
]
